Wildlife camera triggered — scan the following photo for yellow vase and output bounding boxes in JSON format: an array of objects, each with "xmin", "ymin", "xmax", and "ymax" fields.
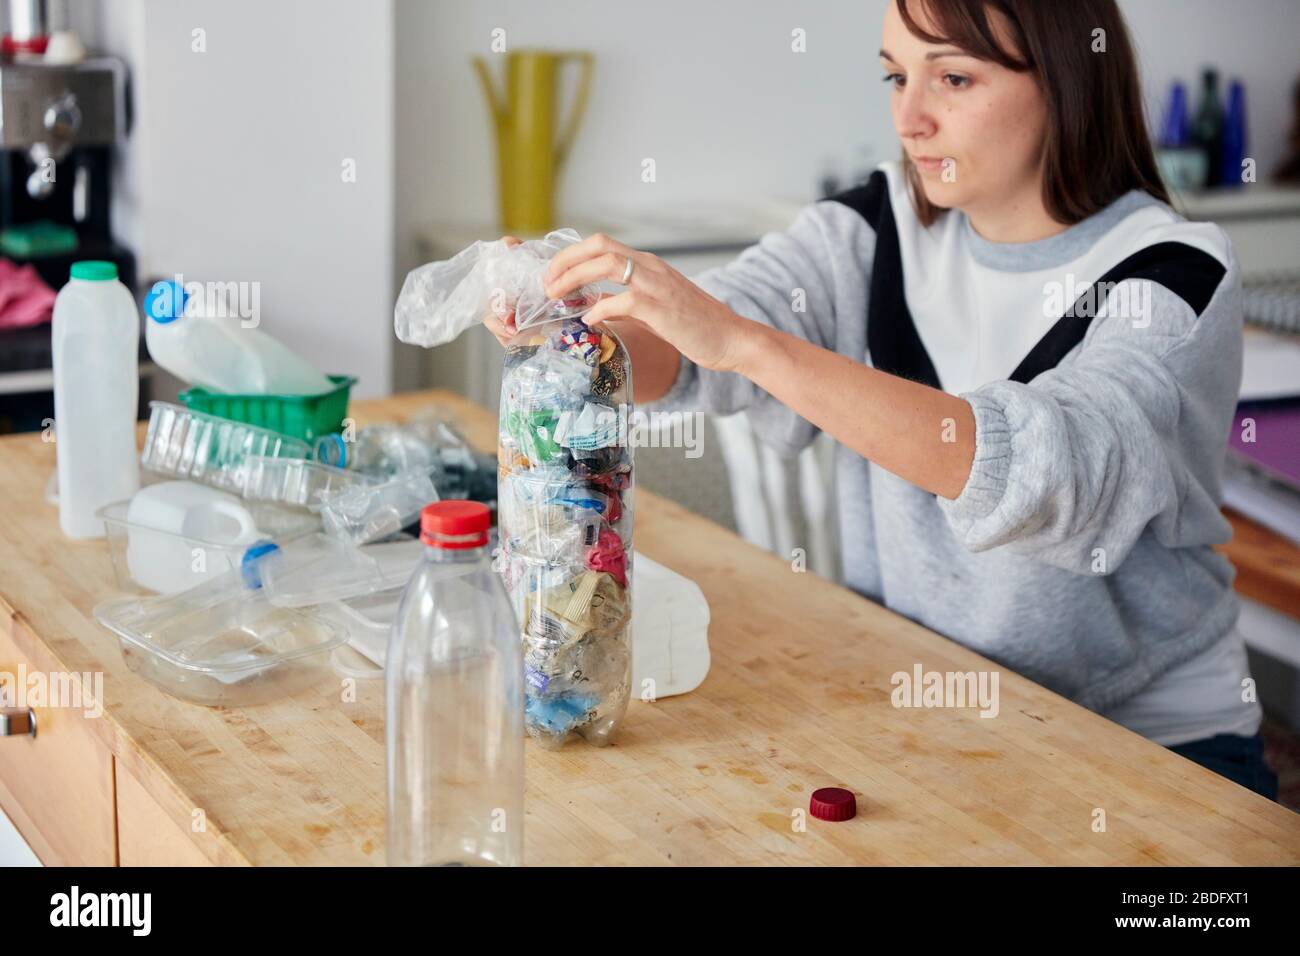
[{"xmin": 473, "ymin": 49, "xmax": 594, "ymax": 234}]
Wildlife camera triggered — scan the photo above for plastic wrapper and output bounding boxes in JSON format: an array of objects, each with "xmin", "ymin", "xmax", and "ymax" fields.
[
  {"xmin": 498, "ymin": 313, "xmax": 634, "ymax": 749},
  {"xmin": 394, "ymin": 228, "xmax": 601, "ymax": 349}
]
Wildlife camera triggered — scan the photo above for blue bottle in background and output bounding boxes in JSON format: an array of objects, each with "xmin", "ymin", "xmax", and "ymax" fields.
[
  {"xmin": 1220, "ymin": 80, "xmax": 1248, "ymax": 187},
  {"xmin": 1159, "ymin": 81, "xmax": 1190, "ymax": 147}
]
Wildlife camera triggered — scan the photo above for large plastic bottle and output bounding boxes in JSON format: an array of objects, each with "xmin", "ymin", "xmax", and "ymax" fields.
[
  {"xmin": 52, "ymin": 261, "xmax": 141, "ymax": 538},
  {"xmin": 143, "ymin": 280, "xmax": 333, "ymax": 395},
  {"xmin": 386, "ymin": 500, "xmax": 524, "ymax": 866},
  {"xmin": 497, "ymin": 313, "xmax": 634, "ymax": 749}
]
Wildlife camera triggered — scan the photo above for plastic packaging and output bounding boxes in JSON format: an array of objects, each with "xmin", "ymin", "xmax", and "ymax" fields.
[
  {"xmin": 102, "ymin": 482, "xmax": 260, "ymax": 594},
  {"xmin": 324, "ymin": 591, "xmax": 401, "ymax": 679},
  {"xmin": 241, "ymin": 455, "xmax": 378, "ymax": 511},
  {"xmin": 143, "ymin": 279, "xmax": 334, "ymax": 395},
  {"xmin": 179, "ymin": 374, "xmax": 356, "ymax": 444},
  {"xmin": 319, "ymin": 466, "xmax": 440, "ymax": 545},
  {"xmin": 393, "ymin": 228, "xmax": 601, "ymax": 349},
  {"xmin": 387, "ymin": 502, "xmax": 524, "ymax": 867},
  {"xmin": 140, "ymin": 401, "xmax": 311, "ymax": 493},
  {"xmin": 94, "ymin": 576, "xmax": 347, "ymax": 707},
  {"xmin": 498, "ymin": 313, "xmax": 634, "ymax": 748},
  {"xmin": 248, "ymin": 533, "xmax": 423, "ymax": 608},
  {"xmin": 52, "ymin": 260, "xmax": 139, "ymax": 538}
]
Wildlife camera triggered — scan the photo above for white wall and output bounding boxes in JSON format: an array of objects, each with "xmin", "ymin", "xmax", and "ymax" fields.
[
  {"xmin": 85, "ymin": 0, "xmax": 396, "ymax": 397},
  {"xmin": 394, "ymin": 0, "xmax": 1300, "ymax": 245}
]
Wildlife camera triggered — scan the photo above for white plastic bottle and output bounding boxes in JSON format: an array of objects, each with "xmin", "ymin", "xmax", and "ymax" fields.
[
  {"xmin": 143, "ymin": 280, "xmax": 333, "ymax": 395},
  {"xmin": 387, "ymin": 501, "xmax": 524, "ymax": 866},
  {"xmin": 52, "ymin": 261, "xmax": 141, "ymax": 538}
]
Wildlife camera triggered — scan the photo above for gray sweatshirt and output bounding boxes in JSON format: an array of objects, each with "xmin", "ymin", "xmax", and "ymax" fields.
[{"xmin": 646, "ymin": 162, "xmax": 1245, "ymax": 716}]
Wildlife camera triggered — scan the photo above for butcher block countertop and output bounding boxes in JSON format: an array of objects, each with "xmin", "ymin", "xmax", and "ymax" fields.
[{"xmin": 0, "ymin": 388, "xmax": 1297, "ymax": 866}]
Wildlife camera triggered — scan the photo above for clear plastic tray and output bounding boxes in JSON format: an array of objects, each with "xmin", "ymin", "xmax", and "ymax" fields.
[
  {"xmin": 241, "ymin": 455, "xmax": 378, "ymax": 512},
  {"xmin": 324, "ymin": 591, "xmax": 402, "ymax": 680},
  {"xmin": 98, "ymin": 499, "xmax": 253, "ymax": 595},
  {"xmin": 140, "ymin": 402, "xmax": 312, "ymax": 494},
  {"xmin": 94, "ymin": 583, "xmax": 347, "ymax": 707},
  {"xmin": 318, "ymin": 466, "xmax": 440, "ymax": 544},
  {"xmin": 250, "ymin": 533, "xmax": 423, "ymax": 608}
]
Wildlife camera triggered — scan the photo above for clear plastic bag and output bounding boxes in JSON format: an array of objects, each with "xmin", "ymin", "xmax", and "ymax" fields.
[
  {"xmin": 394, "ymin": 228, "xmax": 602, "ymax": 349},
  {"xmin": 497, "ymin": 313, "xmax": 634, "ymax": 749}
]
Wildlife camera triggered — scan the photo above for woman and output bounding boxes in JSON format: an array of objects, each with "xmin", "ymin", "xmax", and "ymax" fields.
[{"xmin": 486, "ymin": 0, "xmax": 1278, "ymax": 799}]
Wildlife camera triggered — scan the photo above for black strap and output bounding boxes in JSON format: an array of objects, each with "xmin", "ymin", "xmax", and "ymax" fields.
[
  {"xmin": 827, "ymin": 174, "xmax": 1228, "ymax": 389},
  {"xmin": 826, "ymin": 172, "xmax": 943, "ymax": 389},
  {"xmin": 1008, "ymin": 241, "xmax": 1226, "ymax": 383}
]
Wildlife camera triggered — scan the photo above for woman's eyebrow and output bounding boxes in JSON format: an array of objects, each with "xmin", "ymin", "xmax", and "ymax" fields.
[{"xmin": 878, "ymin": 47, "xmax": 972, "ymax": 61}]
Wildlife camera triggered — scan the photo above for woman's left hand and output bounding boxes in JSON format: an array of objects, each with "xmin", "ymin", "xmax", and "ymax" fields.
[{"xmin": 543, "ymin": 233, "xmax": 748, "ymax": 373}]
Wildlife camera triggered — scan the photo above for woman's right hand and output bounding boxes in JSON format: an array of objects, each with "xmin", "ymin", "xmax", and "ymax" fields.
[{"xmin": 482, "ymin": 236, "xmax": 522, "ymax": 347}]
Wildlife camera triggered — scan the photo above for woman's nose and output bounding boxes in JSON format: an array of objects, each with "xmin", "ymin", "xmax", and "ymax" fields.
[{"xmin": 895, "ymin": 86, "xmax": 937, "ymax": 141}]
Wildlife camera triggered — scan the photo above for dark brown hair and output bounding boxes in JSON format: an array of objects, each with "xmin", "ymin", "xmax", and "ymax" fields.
[{"xmin": 894, "ymin": 0, "xmax": 1170, "ymax": 226}]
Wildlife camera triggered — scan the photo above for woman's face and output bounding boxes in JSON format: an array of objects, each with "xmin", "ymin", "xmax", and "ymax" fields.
[{"xmin": 879, "ymin": 1, "xmax": 1047, "ymax": 216}]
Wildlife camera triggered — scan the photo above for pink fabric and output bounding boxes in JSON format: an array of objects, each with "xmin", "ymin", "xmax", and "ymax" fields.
[{"xmin": 0, "ymin": 259, "xmax": 57, "ymax": 329}]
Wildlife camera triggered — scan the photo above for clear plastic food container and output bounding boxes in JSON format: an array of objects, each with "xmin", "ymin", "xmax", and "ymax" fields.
[
  {"xmin": 98, "ymin": 499, "xmax": 253, "ymax": 595},
  {"xmin": 241, "ymin": 455, "xmax": 378, "ymax": 511},
  {"xmin": 94, "ymin": 583, "xmax": 347, "ymax": 707},
  {"xmin": 140, "ymin": 401, "xmax": 311, "ymax": 494}
]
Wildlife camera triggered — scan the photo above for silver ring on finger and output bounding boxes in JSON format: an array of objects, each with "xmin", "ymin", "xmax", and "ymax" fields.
[{"xmin": 620, "ymin": 255, "xmax": 635, "ymax": 285}]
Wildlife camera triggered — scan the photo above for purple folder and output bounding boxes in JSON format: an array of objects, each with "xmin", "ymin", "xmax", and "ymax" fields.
[{"xmin": 1230, "ymin": 402, "xmax": 1300, "ymax": 491}]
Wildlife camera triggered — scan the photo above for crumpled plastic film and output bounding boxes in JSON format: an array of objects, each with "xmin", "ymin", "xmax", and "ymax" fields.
[
  {"xmin": 498, "ymin": 313, "xmax": 634, "ymax": 749},
  {"xmin": 394, "ymin": 228, "xmax": 602, "ymax": 349}
]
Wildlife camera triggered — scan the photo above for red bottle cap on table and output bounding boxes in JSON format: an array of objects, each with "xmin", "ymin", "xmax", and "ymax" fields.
[
  {"xmin": 810, "ymin": 787, "xmax": 857, "ymax": 822},
  {"xmin": 420, "ymin": 501, "xmax": 490, "ymax": 549}
]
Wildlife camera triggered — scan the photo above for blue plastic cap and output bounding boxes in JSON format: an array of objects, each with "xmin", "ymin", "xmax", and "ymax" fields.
[
  {"xmin": 144, "ymin": 280, "xmax": 188, "ymax": 324},
  {"xmin": 240, "ymin": 540, "xmax": 280, "ymax": 590},
  {"xmin": 315, "ymin": 433, "xmax": 348, "ymax": 468}
]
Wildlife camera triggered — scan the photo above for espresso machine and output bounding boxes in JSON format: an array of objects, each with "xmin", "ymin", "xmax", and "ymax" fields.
[{"xmin": 0, "ymin": 0, "xmax": 140, "ymax": 432}]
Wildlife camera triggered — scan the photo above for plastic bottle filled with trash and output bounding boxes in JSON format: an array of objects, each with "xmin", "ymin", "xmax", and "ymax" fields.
[
  {"xmin": 392, "ymin": 229, "xmax": 633, "ymax": 749},
  {"xmin": 386, "ymin": 501, "xmax": 524, "ymax": 866},
  {"xmin": 497, "ymin": 298, "xmax": 634, "ymax": 749}
]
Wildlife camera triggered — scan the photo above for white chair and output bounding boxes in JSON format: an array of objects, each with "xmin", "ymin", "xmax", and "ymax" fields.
[{"xmin": 711, "ymin": 412, "xmax": 839, "ymax": 579}]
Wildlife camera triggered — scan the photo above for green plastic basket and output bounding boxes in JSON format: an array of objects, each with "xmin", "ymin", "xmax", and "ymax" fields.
[{"xmin": 177, "ymin": 375, "xmax": 356, "ymax": 445}]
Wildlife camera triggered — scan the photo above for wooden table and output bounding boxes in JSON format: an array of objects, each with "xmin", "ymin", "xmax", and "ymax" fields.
[{"xmin": 2, "ymin": 389, "xmax": 1298, "ymax": 866}]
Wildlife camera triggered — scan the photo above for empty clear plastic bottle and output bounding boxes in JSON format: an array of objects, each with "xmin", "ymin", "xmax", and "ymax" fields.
[{"xmin": 386, "ymin": 501, "xmax": 524, "ymax": 866}]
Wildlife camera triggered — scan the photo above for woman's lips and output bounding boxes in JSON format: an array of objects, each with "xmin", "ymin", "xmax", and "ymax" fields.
[{"xmin": 911, "ymin": 155, "xmax": 947, "ymax": 173}]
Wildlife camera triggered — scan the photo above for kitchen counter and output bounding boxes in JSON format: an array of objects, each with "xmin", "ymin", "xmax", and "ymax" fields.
[{"xmin": 1, "ymin": 389, "xmax": 1297, "ymax": 865}]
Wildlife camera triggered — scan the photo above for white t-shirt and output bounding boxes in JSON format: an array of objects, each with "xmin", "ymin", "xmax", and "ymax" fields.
[{"xmin": 1101, "ymin": 628, "xmax": 1261, "ymax": 746}]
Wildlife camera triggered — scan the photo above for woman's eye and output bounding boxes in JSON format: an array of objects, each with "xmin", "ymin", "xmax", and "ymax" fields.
[
  {"xmin": 943, "ymin": 73, "xmax": 971, "ymax": 89},
  {"xmin": 882, "ymin": 72, "xmax": 905, "ymax": 89}
]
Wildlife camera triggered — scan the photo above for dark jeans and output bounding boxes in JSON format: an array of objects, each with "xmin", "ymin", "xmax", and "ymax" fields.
[{"xmin": 1168, "ymin": 732, "xmax": 1279, "ymax": 801}]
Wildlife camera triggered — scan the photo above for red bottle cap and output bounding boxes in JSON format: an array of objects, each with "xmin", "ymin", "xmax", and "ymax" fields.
[
  {"xmin": 810, "ymin": 787, "xmax": 857, "ymax": 822},
  {"xmin": 1, "ymin": 35, "xmax": 49, "ymax": 54},
  {"xmin": 420, "ymin": 501, "xmax": 490, "ymax": 549}
]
